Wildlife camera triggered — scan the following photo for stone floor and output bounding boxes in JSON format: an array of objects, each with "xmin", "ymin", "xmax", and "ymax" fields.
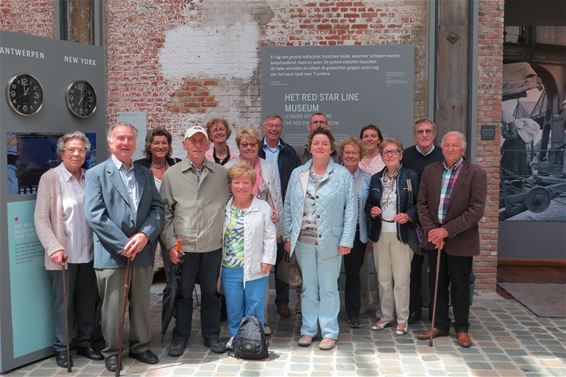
[{"xmin": 5, "ymin": 285, "xmax": 566, "ymax": 377}]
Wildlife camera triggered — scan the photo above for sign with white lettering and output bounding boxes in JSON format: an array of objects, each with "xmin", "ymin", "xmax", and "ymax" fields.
[{"xmin": 260, "ymin": 45, "xmax": 414, "ymax": 146}]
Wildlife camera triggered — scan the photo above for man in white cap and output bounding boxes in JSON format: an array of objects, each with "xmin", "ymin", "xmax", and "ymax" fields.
[{"xmin": 160, "ymin": 126, "xmax": 230, "ymax": 355}]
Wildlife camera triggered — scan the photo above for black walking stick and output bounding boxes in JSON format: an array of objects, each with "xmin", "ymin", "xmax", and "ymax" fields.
[
  {"xmin": 116, "ymin": 258, "xmax": 133, "ymax": 377},
  {"xmin": 61, "ymin": 257, "xmax": 72, "ymax": 372},
  {"xmin": 429, "ymin": 246, "xmax": 442, "ymax": 347}
]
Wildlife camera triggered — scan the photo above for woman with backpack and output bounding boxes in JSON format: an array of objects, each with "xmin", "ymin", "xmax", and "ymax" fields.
[{"xmin": 222, "ymin": 162, "xmax": 277, "ymax": 348}]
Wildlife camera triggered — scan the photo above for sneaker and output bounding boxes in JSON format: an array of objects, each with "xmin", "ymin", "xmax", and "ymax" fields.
[
  {"xmin": 263, "ymin": 323, "xmax": 272, "ymax": 336},
  {"xmin": 225, "ymin": 336, "xmax": 234, "ymax": 350},
  {"xmin": 318, "ymin": 338, "xmax": 336, "ymax": 350}
]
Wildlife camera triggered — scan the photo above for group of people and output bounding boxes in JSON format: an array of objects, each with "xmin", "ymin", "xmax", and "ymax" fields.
[{"xmin": 34, "ymin": 113, "xmax": 487, "ymax": 371}]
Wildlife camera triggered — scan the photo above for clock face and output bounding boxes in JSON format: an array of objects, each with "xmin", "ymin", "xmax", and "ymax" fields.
[
  {"xmin": 6, "ymin": 74, "xmax": 44, "ymax": 116},
  {"xmin": 66, "ymin": 80, "xmax": 97, "ymax": 118}
]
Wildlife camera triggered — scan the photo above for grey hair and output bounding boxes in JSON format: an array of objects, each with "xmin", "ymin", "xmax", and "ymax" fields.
[
  {"xmin": 106, "ymin": 122, "xmax": 138, "ymax": 141},
  {"xmin": 441, "ymin": 131, "xmax": 467, "ymax": 150},
  {"xmin": 56, "ymin": 131, "xmax": 91, "ymax": 155},
  {"xmin": 414, "ymin": 118, "xmax": 437, "ymax": 133}
]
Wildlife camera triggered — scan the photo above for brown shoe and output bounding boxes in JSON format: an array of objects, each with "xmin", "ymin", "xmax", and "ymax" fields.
[
  {"xmin": 277, "ymin": 304, "xmax": 291, "ymax": 318},
  {"xmin": 417, "ymin": 327, "xmax": 449, "ymax": 340},
  {"xmin": 456, "ymin": 332, "xmax": 472, "ymax": 348}
]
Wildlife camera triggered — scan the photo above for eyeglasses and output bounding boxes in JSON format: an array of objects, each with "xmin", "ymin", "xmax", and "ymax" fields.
[
  {"xmin": 262, "ymin": 123, "xmax": 281, "ymax": 129},
  {"xmin": 240, "ymin": 142, "xmax": 258, "ymax": 148},
  {"xmin": 382, "ymin": 150, "xmax": 400, "ymax": 156},
  {"xmin": 416, "ymin": 129, "xmax": 434, "ymax": 135},
  {"xmin": 311, "ymin": 120, "xmax": 327, "ymax": 125},
  {"xmin": 64, "ymin": 148, "xmax": 87, "ymax": 155}
]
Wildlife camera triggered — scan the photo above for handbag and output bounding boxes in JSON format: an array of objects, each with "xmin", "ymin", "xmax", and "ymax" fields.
[
  {"xmin": 406, "ymin": 178, "xmax": 425, "ymax": 255},
  {"xmin": 276, "ymin": 252, "xmax": 302, "ymax": 287}
]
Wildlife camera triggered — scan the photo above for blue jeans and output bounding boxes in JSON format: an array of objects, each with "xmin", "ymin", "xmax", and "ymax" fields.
[
  {"xmin": 221, "ymin": 267, "xmax": 268, "ymax": 337},
  {"xmin": 295, "ymin": 242, "xmax": 342, "ymax": 339}
]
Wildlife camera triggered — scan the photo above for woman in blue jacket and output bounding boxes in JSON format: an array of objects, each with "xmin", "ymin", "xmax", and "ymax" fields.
[
  {"xmin": 283, "ymin": 128, "xmax": 356, "ymax": 351},
  {"xmin": 365, "ymin": 138, "xmax": 419, "ymax": 336}
]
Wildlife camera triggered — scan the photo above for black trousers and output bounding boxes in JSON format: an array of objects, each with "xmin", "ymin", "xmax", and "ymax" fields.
[
  {"xmin": 49, "ymin": 262, "xmax": 98, "ymax": 352},
  {"xmin": 274, "ymin": 242, "xmax": 289, "ymax": 306},
  {"xmin": 427, "ymin": 250, "xmax": 473, "ymax": 333},
  {"xmin": 409, "ymin": 252, "xmax": 425, "ymax": 314},
  {"xmin": 173, "ymin": 249, "xmax": 222, "ymax": 343},
  {"xmin": 343, "ymin": 231, "xmax": 366, "ymax": 320}
]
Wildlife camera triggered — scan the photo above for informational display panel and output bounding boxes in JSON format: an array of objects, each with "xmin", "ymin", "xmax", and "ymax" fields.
[
  {"xmin": 261, "ymin": 45, "xmax": 414, "ymax": 146},
  {"xmin": 0, "ymin": 31, "xmax": 106, "ymax": 373}
]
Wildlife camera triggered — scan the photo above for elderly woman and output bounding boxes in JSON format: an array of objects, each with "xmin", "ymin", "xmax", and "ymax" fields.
[
  {"xmin": 283, "ymin": 128, "xmax": 356, "ymax": 350},
  {"xmin": 222, "ymin": 162, "xmax": 276, "ymax": 347},
  {"xmin": 135, "ymin": 127, "xmax": 181, "ymax": 191},
  {"xmin": 365, "ymin": 138, "xmax": 419, "ymax": 336},
  {"xmin": 226, "ymin": 127, "xmax": 283, "ymax": 334},
  {"xmin": 339, "ymin": 137, "xmax": 371, "ymax": 329},
  {"xmin": 205, "ymin": 118, "xmax": 238, "ymax": 165},
  {"xmin": 34, "ymin": 131, "xmax": 102, "ymax": 368}
]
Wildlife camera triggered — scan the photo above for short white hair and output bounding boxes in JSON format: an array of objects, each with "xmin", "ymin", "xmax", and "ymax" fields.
[
  {"xmin": 106, "ymin": 122, "xmax": 138, "ymax": 141},
  {"xmin": 441, "ymin": 131, "xmax": 467, "ymax": 150}
]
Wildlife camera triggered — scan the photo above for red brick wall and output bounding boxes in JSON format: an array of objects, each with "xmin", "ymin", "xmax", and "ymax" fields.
[{"xmin": 0, "ymin": 0, "xmax": 54, "ymax": 37}]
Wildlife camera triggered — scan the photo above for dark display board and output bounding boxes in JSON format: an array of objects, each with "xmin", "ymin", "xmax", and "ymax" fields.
[
  {"xmin": 260, "ymin": 45, "xmax": 414, "ymax": 146},
  {"xmin": 0, "ymin": 30, "xmax": 105, "ymax": 373}
]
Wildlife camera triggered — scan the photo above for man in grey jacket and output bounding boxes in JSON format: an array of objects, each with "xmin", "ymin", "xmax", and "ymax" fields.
[
  {"xmin": 85, "ymin": 123, "xmax": 163, "ymax": 372},
  {"xmin": 160, "ymin": 126, "xmax": 230, "ymax": 356}
]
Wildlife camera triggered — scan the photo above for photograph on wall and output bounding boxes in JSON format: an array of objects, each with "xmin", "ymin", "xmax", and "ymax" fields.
[
  {"xmin": 6, "ymin": 132, "xmax": 96, "ymax": 196},
  {"xmin": 500, "ymin": 26, "xmax": 566, "ymax": 221}
]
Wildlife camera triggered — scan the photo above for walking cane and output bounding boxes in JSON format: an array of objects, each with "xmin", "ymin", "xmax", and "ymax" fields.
[
  {"xmin": 61, "ymin": 257, "xmax": 72, "ymax": 372},
  {"xmin": 116, "ymin": 258, "xmax": 133, "ymax": 377},
  {"xmin": 429, "ymin": 246, "xmax": 443, "ymax": 347}
]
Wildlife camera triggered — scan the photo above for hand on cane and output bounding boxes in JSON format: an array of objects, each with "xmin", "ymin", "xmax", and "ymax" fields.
[{"xmin": 50, "ymin": 250, "xmax": 68, "ymax": 266}]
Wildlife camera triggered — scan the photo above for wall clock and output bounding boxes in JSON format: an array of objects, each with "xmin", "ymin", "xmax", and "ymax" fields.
[
  {"xmin": 66, "ymin": 80, "xmax": 97, "ymax": 118},
  {"xmin": 6, "ymin": 74, "xmax": 44, "ymax": 116}
]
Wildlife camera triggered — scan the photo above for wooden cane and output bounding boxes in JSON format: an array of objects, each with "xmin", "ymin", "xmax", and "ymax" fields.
[
  {"xmin": 116, "ymin": 258, "xmax": 133, "ymax": 377},
  {"xmin": 429, "ymin": 246, "xmax": 442, "ymax": 347},
  {"xmin": 61, "ymin": 257, "xmax": 72, "ymax": 372}
]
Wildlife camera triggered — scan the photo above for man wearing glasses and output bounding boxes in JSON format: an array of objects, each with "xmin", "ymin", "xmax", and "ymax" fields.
[
  {"xmin": 258, "ymin": 114, "xmax": 302, "ymax": 318},
  {"xmin": 402, "ymin": 119, "xmax": 443, "ymax": 324},
  {"xmin": 296, "ymin": 112, "xmax": 339, "ymax": 164}
]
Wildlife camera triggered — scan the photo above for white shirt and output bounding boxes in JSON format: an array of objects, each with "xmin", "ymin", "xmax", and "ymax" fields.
[
  {"xmin": 54, "ymin": 163, "xmax": 93, "ymax": 263},
  {"xmin": 111, "ymin": 154, "xmax": 139, "ymax": 217}
]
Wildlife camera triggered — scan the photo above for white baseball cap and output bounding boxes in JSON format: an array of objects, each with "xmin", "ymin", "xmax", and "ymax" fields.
[{"xmin": 184, "ymin": 126, "xmax": 208, "ymax": 140}]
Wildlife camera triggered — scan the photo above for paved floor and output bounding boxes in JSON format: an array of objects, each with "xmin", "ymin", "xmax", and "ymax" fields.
[{"xmin": 5, "ymin": 285, "xmax": 566, "ymax": 377}]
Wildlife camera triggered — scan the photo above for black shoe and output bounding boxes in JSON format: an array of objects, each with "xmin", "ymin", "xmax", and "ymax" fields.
[
  {"xmin": 54, "ymin": 351, "xmax": 73, "ymax": 368},
  {"xmin": 168, "ymin": 339, "xmax": 187, "ymax": 357},
  {"xmin": 348, "ymin": 318, "xmax": 361, "ymax": 329},
  {"xmin": 76, "ymin": 345, "xmax": 104, "ymax": 360},
  {"xmin": 129, "ymin": 349, "xmax": 159, "ymax": 364},
  {"xmin": 408, "ymin": 312, "xmax": 422, "ymax": 324},
  {"xmin": 104, "ymin": 354, "xmax": 120, "ymax": 372},
  {"xmin": 205, "ymin": 338, "xmax": 227, "ymax": 354}
]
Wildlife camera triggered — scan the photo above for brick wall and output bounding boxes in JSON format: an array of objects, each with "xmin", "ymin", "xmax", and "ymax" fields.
[
  {"xmin": 1, "ymin": 0, "xmax": 503, "ymax": 290},
  {"xmin": 0, "ymin": 0, "xmax": 54, "ymax": 37},
  {"xmin": 475, "ymin": 0, "xmax": 504, "ymax": 290}
]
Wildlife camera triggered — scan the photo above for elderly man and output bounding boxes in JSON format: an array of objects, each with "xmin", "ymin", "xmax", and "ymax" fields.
[
  {"xmin": 85, "ymin": 123, "xmax": 163, "ymax": 372},
  {"xmin": 160, "ymin": 126, "xmax": 229, "ymax": 356},
  {"xmin": 416, "ymin": 131, "xmax": 487, "ymax": 348},
  {"xmin": 296, "ymin": 112, "xmax": 339, "ymax": 164},
  {"xmin": 402, "ymin": 119, "xmax": 444, "ymax": 323},
  {"xmin": 258, "ymin": 114, "xmax": 301, "ymax": 318}
]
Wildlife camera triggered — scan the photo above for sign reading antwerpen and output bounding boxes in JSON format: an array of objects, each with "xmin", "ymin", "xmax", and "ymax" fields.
[{"xmin": 260, "ymin": 45, "xmax": 414, "ymax": 146}]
